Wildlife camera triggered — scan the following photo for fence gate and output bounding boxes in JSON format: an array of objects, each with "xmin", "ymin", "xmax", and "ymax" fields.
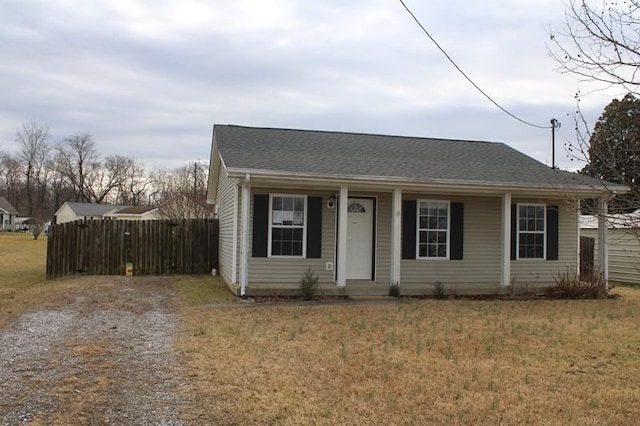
[
  {"xmin": 46, "ymin": 219, "xmax": 218, "ymax": 279},
  {"xmin": 580, "ymin": 235, "xmax": 595, "ymax": 281}
]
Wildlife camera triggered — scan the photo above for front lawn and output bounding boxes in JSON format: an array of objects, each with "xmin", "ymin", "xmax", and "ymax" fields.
[
  {"xmin": 178, "ymin": 284, "xmax": 640, "ymax": 424},
  {"xmin": 3, "ymin": 231, "xmax": 639, "ymax": 424}
]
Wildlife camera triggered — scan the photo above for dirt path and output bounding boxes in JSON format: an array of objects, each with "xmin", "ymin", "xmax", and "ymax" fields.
[{"xmin": 0, "ymin": 276, "xmax": 189, "ymax": 425}]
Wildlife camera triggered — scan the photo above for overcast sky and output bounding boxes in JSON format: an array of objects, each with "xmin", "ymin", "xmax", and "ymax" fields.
[{"xmin": 0, "ymin": 0, "xmax": 625, "ymax": 170}]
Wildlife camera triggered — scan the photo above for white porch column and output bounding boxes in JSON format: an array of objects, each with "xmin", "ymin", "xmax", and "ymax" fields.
[
  {"xmin": 598, "ymin": 197, "xmax": 609, "ymax": 283},
  {"xmin": 390, "ymin": 188, "xmax": 402, "ymax": 285},
  {"xmin": 501, "ymin": 192, "xmax": 512, "ymax": 287},
  {"xmin": 336, "ymin": 185, "xmax": 349, "ymax": 287},
  {"xmin": 239, "ymin": 174, "xmax": 251, "ymax": 297}
]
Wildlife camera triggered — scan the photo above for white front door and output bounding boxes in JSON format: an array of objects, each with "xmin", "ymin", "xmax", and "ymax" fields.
[{"xmin": 346, "ymin": 198, "xmax": 374, "ymax": 279}]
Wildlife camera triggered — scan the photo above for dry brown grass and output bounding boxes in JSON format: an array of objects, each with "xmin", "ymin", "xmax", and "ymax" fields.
[
  {"xmin": 4, "ymin": 233, "xmax": 640, "ymax": 424},
  {"xmin": 178, "ymin": 285, "xmax": 640, "ymax": 425}
]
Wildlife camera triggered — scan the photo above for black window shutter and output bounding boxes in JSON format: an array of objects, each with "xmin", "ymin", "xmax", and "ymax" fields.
[
  {"xmin": 450, "ymin": 202, "xmax": 464, "ymax": 260},
  {"xmin": 546, "ymin": 205, "xmax": 559, "ymax": 260},
  {"xmin": 402, "ymin": 200, "xmax": 417, "ymax": 259},
  {"xmin": 306, "ymin": 196, "xmax": 323, "ymax": 258},
  {"xmin": 511, "ymin": 204, "xmax": 517, "ymax": 260},
  {"xmin": 252, "ymin": 194, "xmax": 269, "ymax": 257}
]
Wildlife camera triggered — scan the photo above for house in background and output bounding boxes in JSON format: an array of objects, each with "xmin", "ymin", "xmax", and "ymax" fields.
[
  {"xmin": 580, "ymin": 210, "xmax": 640, "ymax": 285},
  {"xmin": 105, "ymin": 205, "xmax": 160, "ymax": 221},
  {"xmin": 154, "ymin": 194, "xmax": 215, "ymax": 219},
  {"xmin": 207, "ymin": 125, "xmax": 627, "ymax": 297},
  {"xmin": 54, "ymin": 202, "xmax": 132, "ymax": 224},
  {"xmin": 0, "ymin": 197, "xmax": 19, "ymax": 231}
]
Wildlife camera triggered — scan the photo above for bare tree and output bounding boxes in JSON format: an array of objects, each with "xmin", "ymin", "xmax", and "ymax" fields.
[
  {"xmin": 115, "ymin": 159, "xmax": 153, "ymax": 206},
  {"xmin": 0, "ymin": 152, "xmax": 23, "ymax": 210},
  {"xmin": 155, "ymin": 194, "xmax": 213, "ymax": 219},
  {"xmin": 85, "ymin": 155, "xmax": 135, "ymax": 203},
  {"xmin": 54, "ymin": 133, "xmax": 100, "ymax": 202},
  {"xmin": 150, "ymin": 161, "xmax": 212, "ymax": 218},
  {"xmin": 16, "ymin": 122, "xmax": 50, "ymax": 216},
  {"xmin": 564, "ymin": 92, "xmax": 640, "ymax": 227},
  {"xmin": 549, "ymin": 0, "xmax": 640, "ymax": 93}
]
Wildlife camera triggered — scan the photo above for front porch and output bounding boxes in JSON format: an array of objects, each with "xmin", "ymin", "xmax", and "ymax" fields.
[{"xmin": 232, "ymin": 178, "xmax": 612, "ymax": 297}]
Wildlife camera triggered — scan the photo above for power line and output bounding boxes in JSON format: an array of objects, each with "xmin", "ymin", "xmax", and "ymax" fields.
[{"xmin": 397, "ymin": 0, "xmax": 550, "ymax": 129}]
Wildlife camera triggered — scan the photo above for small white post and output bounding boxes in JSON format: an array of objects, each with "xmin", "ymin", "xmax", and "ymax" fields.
[
  {"xmin": 336, "ymin": 185, "xmax": 348, "ymax": 287},
  {"xmin": 390, "ymin": 188, "xmax": 402, "ymax": 285},
  {"xmin": 598, "ymin": 197, "xmax": 608, "ymax": 284},
  {"xmin": 501, "ymin": 192, "xmax": 512, "ymax": 287},
  {"xmin": 239, "ymin": 174, "xmax": 251, "ymax": 296}
]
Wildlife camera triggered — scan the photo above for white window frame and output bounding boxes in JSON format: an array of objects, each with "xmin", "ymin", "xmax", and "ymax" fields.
[
  {"xmin": 516, "ymin": 203, "xmax": 546, "ymax": 260},
  {"xmin": 416, "ymin": 199, "xmax": 450, "ymax": 260},
  {"xmin": 268, "ymin": 194, "xmax": 308, "ymax": 258}
]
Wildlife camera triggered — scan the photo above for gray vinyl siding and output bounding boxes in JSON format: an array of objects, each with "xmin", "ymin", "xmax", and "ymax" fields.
[
  {"xmin": 239, "ymin": 188, "xmax": 581, "ymax": 295},
  {"xmin": 510, "ymin": 199, "xmax": 579, "ymax": 288},
  {"xmin": 581, "ymin": 228, "xmax": 640, "ymax": 285},
  {"xmin": 374, "ymin": 193, "xmax": 391, "ymax": 285},
  {"xmin": 400, "ymin": 195, "xmax": 502, "ymax": 292},
  {"xmin": 216, "ymin": 172, "xmax": 239, "ymax": 286},
  {"xmin": 400, "ymin": 196, "xmax": 579, "ymax": 293},
  {"xmin": 248, "ymin": 189, "xmax": 336, "ymax": 286}
]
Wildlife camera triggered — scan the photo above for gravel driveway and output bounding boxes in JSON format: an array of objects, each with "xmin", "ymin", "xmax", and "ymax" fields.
[{"xmin": 0, "ymin": 276, "xmax": 189, "ymax": 425}]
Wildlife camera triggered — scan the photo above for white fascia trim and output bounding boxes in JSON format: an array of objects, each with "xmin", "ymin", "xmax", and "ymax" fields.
[
  {"xmin": 224, "ymin": 168, "xmax": 628, "ymax": 197},
  {"xmin": 206, "ymin": 147, "xmax": 221, "ymax": 203}
]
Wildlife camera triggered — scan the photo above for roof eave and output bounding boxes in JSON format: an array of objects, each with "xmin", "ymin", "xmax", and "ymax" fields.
[{"xmin": 225, "ymin": 168, "xmax": 628, "ymax": 198}]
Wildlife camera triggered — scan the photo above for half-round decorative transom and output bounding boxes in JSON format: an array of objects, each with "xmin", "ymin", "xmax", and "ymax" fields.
[{"xmin": 348, "ymin": 202, "xmax": 366, "ymax": 213}]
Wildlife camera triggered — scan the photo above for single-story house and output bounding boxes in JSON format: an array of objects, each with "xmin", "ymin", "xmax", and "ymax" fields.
[
  {"xmin": 105, "ymin": 205, "xmax": 160, "ymax": 221},
  {"xmin": 0, "ymin": 197, "xmax": 19, "ymax": 231},
  {"xmin": 206, "ymin": 125, "xmax": 627, "ymax": 297},
  {"xmin": 580, "ymin": 210, "xmax": 640, "ymax": 285},
  {"xmin": 55, "ymin": 202, "xmax": 132, "ymax": 224}
]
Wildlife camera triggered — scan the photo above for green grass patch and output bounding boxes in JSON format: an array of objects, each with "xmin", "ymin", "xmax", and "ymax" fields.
[
  {"xmin": 173, "ymin": 275, "xmax": 237, "ymax": 306},
  {"xmin": 0, "ymin": 233, "xmax": 47, "ymax": 290}
]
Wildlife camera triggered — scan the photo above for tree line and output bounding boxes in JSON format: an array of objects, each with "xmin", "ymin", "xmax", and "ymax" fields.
[{"xmin": 0, "ymin": 122, "xmax": 211, "ymax": 220}]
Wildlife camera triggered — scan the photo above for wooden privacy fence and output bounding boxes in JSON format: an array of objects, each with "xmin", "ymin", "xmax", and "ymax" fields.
[{"xmin": 46, "ymin": 219, "xmax": 218, "ymax": 279}]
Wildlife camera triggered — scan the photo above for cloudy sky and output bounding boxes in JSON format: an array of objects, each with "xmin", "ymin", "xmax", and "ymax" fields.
[{"xmin": 0, "ymin": 0, "xmax": 624, "ymax": 170}]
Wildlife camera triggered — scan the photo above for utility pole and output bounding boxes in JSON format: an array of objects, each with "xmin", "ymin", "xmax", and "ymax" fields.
[
  {"xmin": 193, "ymin": 161, "xmax": 197, "ymax": 194},
  {"xmin": 550, "ymin": 118, "xmax": 561, "ymax": 169}
]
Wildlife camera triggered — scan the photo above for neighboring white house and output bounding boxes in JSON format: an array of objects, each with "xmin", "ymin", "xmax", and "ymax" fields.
[
  {"xmin": 206, "ymin": 125, "xmax": 628, "ymax": 297},
  {"xmin": 105, "ymin": 205, "xmax": 160, "ymax": 221},
  {"xmin": 54, "ymin": 202, "xmax": 132, "ymax": 224},
  {"xmin": 580, "ymin": 211, "xmax": 640, "ymax": 285},
  {"xmin": 0, "ymin": 197, "xmax": 19, "ymax": 231}
]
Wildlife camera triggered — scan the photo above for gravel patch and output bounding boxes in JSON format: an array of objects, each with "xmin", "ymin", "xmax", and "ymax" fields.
[{"xmin": 0, "ymin": 276, "xmax": 189, "ymax": 425}]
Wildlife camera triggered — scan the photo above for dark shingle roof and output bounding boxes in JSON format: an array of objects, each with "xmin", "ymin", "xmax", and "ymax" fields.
[
  {"xmin": 65, "ymin": 202, "xmax": 131, "ymax": 216},
  {"xmin": 0, "ymin": 197, "xmax": 18, "ymax": 214},
  {"xmin": 113, "ymin": 206, "xmax": 156, "ymax": 215},
  {"xmin": 214, "ymin": 125, "xmax": 615, "ymax": 189}
]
